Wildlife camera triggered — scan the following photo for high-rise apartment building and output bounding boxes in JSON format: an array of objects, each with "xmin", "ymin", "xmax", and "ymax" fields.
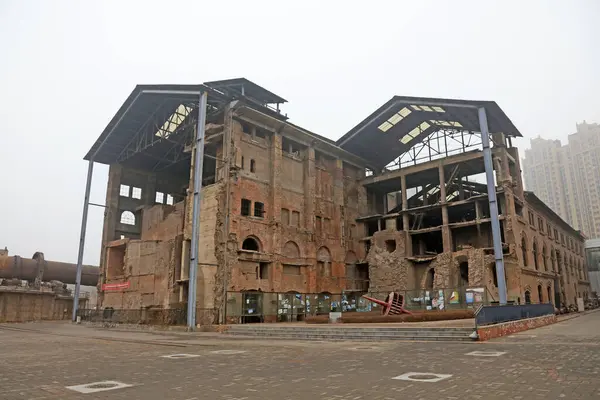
[{"xmin": 523, "ymin": 122, "xmax": 600, "ymax": 238}]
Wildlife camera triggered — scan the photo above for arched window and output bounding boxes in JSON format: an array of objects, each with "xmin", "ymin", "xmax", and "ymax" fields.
[
  {"xmin": 242, "ymin": 236, "xmax": 260, "ymax": 252},
  {"xmin": 250, "ymin": 159, "xmax": 256, "ymax": 173},
  {"xmin": 532, "ymin": 240, "xmax": 539, "ymax": 270},
  {"xmin": 317, "ymin": 246, "xmax": 332, "ymax": 277},
  {"xmin": 120, "ymin": 211, "xmax": 135, "ymax": 225},
  {"xmin": 570, "ymin": 256, "xmax": 575, "ymax": 276},
  {"xmin": 521, "ymin": 236, "xmax": 528, "ymax": 267},
  {"xmin": 547, "ymin": 286, "xmax": 552, "ymax": 305},
  {"xmin": 537, "ymin": 285, "xmax": 543, "ymax": 303},
  {"xmin": 425, "ymin": 268, "xmax": 435, "ymax": 290},
  {"xmin": 459, "ymin": 262, "xmax": 469, "ymax": 287},
  {"xmin": 283, "ymin": 241, "xmax": 300, "ymax": 258},
  {"xmin": 525, "ymin": 290, "xmax": 531, "ymax": 304},
  {"xmin": 542, "ymin": 245, "xmax": 547, "ymax": 271}
]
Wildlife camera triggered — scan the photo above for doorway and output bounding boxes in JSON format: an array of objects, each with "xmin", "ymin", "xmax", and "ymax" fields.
[{"xmin": 241, "ymin": 291, "xmax": 263, "ymax": 323}]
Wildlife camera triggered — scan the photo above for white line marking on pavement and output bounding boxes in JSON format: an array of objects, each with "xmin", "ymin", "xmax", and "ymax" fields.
[
  {"xmin": 392, "ymin": 372, "xmax": 452, "ymax": 383},
  {"xmin": 210, "ymin": 350, "xmax": 247, "ymax": 355},
  {"xmin": 466, "ymin": 350, "xmax": 507, "ymax": 357},
  {"xmin": 65, "ymin": 380, "xmax": 134, "ymax": 394},
  {"xmin": 161, "ymin": 353, "xmax": 201, "ymax": 359}
]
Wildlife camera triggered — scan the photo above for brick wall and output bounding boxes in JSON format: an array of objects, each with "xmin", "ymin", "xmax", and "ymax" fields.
[{"xmin": 477, "ymin": 314, "xmax": 557, "ymax": 341}]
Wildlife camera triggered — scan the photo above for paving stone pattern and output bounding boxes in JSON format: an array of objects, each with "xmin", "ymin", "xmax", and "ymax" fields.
[{"xmin": 1, "ymin": 313, "xmax": 600, "ymax": 399}]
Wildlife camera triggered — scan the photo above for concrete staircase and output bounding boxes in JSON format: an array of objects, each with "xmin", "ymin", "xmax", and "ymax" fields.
[{"xmin": 223, "ymin": 325, "xmax": 476, "ymax": 342}]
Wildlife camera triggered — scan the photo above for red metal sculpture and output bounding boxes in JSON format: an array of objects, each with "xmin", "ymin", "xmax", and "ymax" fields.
[{"xmin": 362, "ymin": 292, "xmax": 413, "ymax": 315}]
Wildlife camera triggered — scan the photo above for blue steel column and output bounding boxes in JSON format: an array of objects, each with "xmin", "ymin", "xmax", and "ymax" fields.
[
  {"xmin": 478, "ymin": 107, "xmax": 508, "ymax": 304},
  {"xmin": 72, "ymin": 159, "xmax": 94, "ymax": 321},
  {"xmin": 187, "ymin": 91, "xmax": 208, "ymax": 329}
]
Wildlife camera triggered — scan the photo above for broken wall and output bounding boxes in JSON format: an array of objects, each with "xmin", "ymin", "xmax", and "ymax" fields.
[{"xmin": 101, "ymin": 238, "xmax": 181, "ymax": 309}]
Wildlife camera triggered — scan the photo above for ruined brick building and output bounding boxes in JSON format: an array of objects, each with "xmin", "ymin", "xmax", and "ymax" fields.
[{"xmin": 84, "ymin": 79, "xmax": 591, "ymax": 323}]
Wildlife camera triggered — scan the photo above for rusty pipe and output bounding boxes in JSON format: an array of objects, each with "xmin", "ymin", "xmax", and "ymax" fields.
[{"xmin": 0, "ymin": 254, "xmax": 98, "ymax": 286}]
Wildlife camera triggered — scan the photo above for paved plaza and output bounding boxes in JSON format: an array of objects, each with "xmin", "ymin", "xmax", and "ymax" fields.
[{"xmin": 1, "ymin": 312, "xmax": 600, "ymax": 400}]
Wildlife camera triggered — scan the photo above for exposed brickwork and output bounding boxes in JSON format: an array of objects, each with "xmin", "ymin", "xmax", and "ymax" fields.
[
  {"xmin": 477, "ymin": 314, "xmax": 557, "ymax": 341},
  {"xmin": 93, "ymin": 90, "xmax": 591, "ymax": 326}
]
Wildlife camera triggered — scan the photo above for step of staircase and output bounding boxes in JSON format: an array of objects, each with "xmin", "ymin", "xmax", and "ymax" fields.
[{"xmin": 223, "ymin": 325, "xmax": 476, "ymax": 342}]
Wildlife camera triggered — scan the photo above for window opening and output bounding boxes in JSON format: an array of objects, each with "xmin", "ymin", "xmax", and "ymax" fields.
[
  {"xmin": 242, "ymin": 237, "xmax": 259, "ymax": 251},
  {"xmin": 241, "ymin": 199, "xmax": 251, "ymax": 216},
  {"xmin": 120, "ymin": 211, "xmax": 135, "ymax": 225},
  {"xmin": 131, "ymin": 187, "xmax": 142, "ymax": 199},
  {"xmin": 254, "ymin": 202, "xmax": 264, "ymax": 218},
  {"xmin": 119, "ymin": 184, "xmax": 130, "ymax": 197}
]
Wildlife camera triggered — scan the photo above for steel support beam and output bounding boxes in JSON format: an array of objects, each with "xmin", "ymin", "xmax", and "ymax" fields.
[
  {"xmin": 187, "ymin": 91, "xmax": 208, "ymax": 330},
  {"xmin": 72, "ymin": 159, "xmax": 94, "ymax": 321},
  {"xmin": 479, "ymin": 107, "xmax": 508, "ymax": 304}
]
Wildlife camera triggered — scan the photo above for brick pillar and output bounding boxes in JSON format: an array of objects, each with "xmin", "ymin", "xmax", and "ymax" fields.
[
  {"xmin": 98, "ymin": 164, "xmax": 123, "ymax": 306},
  {"xmin": 304, "ymin": 147, "xmax": 316, "ymax": 231},
  {"xmin": 439, "ymin": 165, "xmax": 452, "ymax": 252},
  {"xmin": 333, "ymin": 159, "xmax": 345, "ymax": 243},
  {"xmin": 304, "ymin": 147, "xmax": 317, "ymax": 291},
  {"xmin": 401, "ymin": 175, "xmax": 411, "ymax": 256},
  {"xmin": 271, "ymin": 133, "xmax": 283, "ymax": 259},
  {"xmin": 333, "ymin": 159, "xmax": 345, "ymax": 289}
]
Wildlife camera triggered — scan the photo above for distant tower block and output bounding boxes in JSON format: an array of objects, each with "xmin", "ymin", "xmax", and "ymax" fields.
[{"xmin": 362, "ymin": 292, "xmax": 413, "ymax": 316}]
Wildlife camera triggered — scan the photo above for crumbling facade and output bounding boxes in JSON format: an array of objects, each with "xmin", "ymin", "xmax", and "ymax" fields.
[{"xmin": 88, "ymin": 80, "xmax": 591, "ymax": 323}]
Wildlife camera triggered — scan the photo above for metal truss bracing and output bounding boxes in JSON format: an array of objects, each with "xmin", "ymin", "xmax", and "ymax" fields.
[
  {"xmin": 115, "ymin": 101, "xmax": 222, "ymax": 171},
  {"xmin": 386, "ymin": 129, "xmax": 483, "ymax": 170},
  {"xmin": 116, "ymin": 100, "xmax": 197, "ymax": 163}
]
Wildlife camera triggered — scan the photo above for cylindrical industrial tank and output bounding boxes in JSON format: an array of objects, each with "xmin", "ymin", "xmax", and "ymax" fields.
[{"xmin": 0, "ymin": 253, "xmax": 99, "ymax": 286}]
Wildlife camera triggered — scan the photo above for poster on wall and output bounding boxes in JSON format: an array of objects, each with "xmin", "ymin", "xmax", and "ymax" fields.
[
  {"xmin": 466, "ymin": 287, "xmax": 485, "ymax": 304},
  {"xmin": 438, "ymin": 290, "xmax": 445, "ymax": 310},
  {"xmin": 449, "ymin": 291, "xmax": 460, "ymax": 304},
  {"xmin": 466, "ymin": 292, "xmax": 474, "ymax": 304}
]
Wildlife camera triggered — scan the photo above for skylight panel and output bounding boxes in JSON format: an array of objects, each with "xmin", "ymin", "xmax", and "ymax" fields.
[
  {"xmin": 411, "ymin": 105, "xmax": 446, "ymax": 112},
  {"xmin": 155, "ymin": 104, "xmax": 192, "ymax": 138},
  {"xmin": 400, "ymin": 121, "xmax": 430, "ymax": 144},
  {"xmin": 377, "ymin": 107, "xmax": 412, "ymax": 132},
  {"xmin": 388, "ymin": 113, "xmax": 403, "ymax": 125},
  {"xmin": 378, "ymin": 121, "xmax": 393, "ymax": 132},
  {"xmin": 430, "ymin": 120, "xmax": 463, "ymax": 128}
]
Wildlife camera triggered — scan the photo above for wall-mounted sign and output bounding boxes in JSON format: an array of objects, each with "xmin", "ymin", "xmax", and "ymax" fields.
[{"xmin": 102, "ymin": 282, "xmax": 130, "ymax": 291}]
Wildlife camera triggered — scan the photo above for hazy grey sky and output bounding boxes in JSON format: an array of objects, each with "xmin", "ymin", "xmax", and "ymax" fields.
[{"xmin": 1, "ymin": 0, "xmax": 598, "ymax": 265}]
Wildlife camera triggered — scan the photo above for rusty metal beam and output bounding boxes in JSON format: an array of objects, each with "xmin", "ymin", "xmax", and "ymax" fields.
[{"xmin": 0, "ymin": 253, "xmax": 99, "ymax": 286}]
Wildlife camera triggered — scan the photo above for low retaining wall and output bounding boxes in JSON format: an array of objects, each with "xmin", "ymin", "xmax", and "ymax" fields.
[
  {"xmin": 477, "ymin": 314, "xmax": 557, "ymax": 341},
  {"xmin": 0, "ymin": 290, "xmax": 85, "ymax": 323}
]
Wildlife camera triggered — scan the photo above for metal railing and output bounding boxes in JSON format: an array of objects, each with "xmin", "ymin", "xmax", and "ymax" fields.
[
  {"xmin": 225, "ymin": 287, "xmax": 490, "ymax": 323},
  {"xmin": 77, "ymin": 308, "xmax": 186, "ymax": 325},
  {"xmin": 76, "ymin": 307, "xmax": 216, "ymax": 325}
]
